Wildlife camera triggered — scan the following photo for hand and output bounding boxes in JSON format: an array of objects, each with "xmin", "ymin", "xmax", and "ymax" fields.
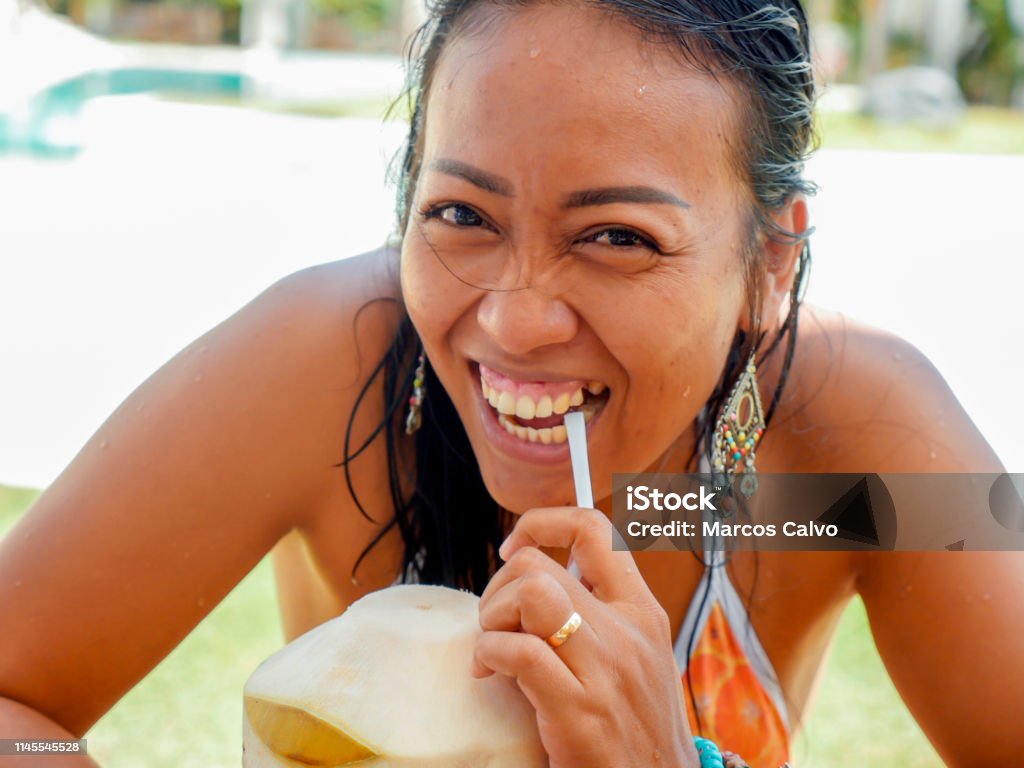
[{"xmin": 472, "ymin": 506, "xmax": 701, "ymax": 768}]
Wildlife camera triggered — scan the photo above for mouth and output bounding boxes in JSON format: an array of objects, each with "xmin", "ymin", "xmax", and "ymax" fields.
[{"xmin": 475, "ymin": 362, "xmax": 611, "ymax": 446}]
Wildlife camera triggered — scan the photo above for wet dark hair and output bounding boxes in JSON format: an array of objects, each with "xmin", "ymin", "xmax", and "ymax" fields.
[{"xmin": 346, "ymin": 0, "xmax": 817, "ymax": 593}]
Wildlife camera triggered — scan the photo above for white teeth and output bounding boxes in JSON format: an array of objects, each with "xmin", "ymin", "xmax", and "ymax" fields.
[
  {"xmin": 497, "ymin": 391, "xmax": 517, "ymax": 415},
  {"xmin": 495, "ymin": 415, "xmax": 582, "ymax": 445},
  {"xmin": 497, "ymin": 415, "xmax": 564, "ymax": 445},
  {"xmin": 515, "ymin": 395, "xmax": 536, "ymax": 420},
  {"xmin": 536, "ymin": 395, "xmax": 553, "ymax": 418},
  {"xmin": 552, "ymin": 392, "xmax": 571, "ymax": 415},
  {"xmin": 480, "ymin": 370, "xmax": 609, "ymax": 428}
]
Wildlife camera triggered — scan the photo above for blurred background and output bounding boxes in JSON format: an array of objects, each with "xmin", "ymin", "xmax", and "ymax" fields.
[{"xmin": 1, "ymin": 0, "xmax": 1022, "ymax": 765}]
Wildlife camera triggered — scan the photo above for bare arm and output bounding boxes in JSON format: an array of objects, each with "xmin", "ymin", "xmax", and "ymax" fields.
[
  {"xmin": 0, "ymin": 251, "xmax": 398, "ymax": 742},
  {"xmin": 804, "ymin": 318, "xmax": 1023, "ymax": 763},
  {"xmin": 0, "ymin": 696, "xmax": 99, "ymax": 767}
]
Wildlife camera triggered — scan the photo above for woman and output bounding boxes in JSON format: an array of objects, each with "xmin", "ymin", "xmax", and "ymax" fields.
[{"xmin": 0, "ymin": 0, "xmax": 1020, "ymax": 766}]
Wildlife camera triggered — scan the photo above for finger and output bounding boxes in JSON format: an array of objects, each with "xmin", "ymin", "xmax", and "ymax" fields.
[
  {"xmin": 501, "ymin": 507, "xmax": 647, "ymax": 603},
  {"xmin": 474, "ymin": 630, "xmax": 583, "ymax": 712},
  {"xmin": 477, "ymin": 546, "xmax": 576, "ymax": 678},
  {"xmin": 470, "ymin": 653, "xmax": 493, "ymax": 678},
  {"xmin": 722, "ymin": 752, "xmax": 751, "ymax": 768},
  {"xmin": 481, "ymin": 542, "xmax": 592, "ymax": 608},
  {"xmin": 479, "ymin": 569, "xmax": 600, "ymax": 678},
  {"xmin": 480, "ymin": 570, "xmax": 568, "ymax": 633}
]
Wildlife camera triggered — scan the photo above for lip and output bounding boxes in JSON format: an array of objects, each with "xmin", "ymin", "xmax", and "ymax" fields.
[
  {"xmin": 475, "ymin": 358, "xmax": 605, "ymax": 386},
  {"xmin": 469, "ymin": 361, "xmax": 608, "ymax": 466}
]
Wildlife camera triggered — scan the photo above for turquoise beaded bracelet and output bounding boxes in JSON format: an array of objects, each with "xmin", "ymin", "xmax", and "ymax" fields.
[{"xmin": 693, "ymin": 737, "xmax": 725, "ymax": 768}]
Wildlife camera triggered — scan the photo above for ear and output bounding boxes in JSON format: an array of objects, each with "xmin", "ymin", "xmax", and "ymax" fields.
[{"xmin": 739, "ymin": 195, "xmax": 809, "ymax": 336}]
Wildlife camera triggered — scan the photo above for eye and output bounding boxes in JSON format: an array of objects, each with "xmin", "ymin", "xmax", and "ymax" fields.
[
  {"xmin": 420, "ymin": 203, "xmax": 489, "ymax": 229},
  {"xmin": 581, "ymin": 227, "xmax": 661, "ymax": 253}
]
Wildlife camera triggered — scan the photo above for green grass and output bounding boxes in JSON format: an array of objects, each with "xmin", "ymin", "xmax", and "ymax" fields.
[
  {"xmin": 0, "ymin": 486, "xmax": 282, "ymax": 768},
  {"xmin": 793, "ymin": 598, "xmax": 942, "ymax": 766},
  {"xmin": 815, "ymin": 106, "xmax": 1024, "ymax": 155},
  {"xmin": 1, "ymin": 485, "xmax": 942, "ymax": 766}
]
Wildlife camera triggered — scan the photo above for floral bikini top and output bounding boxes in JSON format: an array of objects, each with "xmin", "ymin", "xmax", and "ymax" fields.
[{"xmin": 675, "ymin": 542, "xmax": 791, "ymax": 768}]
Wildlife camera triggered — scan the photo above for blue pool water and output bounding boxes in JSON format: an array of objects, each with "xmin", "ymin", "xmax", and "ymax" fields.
[{"xmin": 1, "ymin": 68, "xmax": 251, "ymax": 156}]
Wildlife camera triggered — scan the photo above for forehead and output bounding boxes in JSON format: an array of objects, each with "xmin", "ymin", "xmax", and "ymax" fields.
[{"xmin": 422, "ymin": 2, "xmax": 742, "ymax": 196}]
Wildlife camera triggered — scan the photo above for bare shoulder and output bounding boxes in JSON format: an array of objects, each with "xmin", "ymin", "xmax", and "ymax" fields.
[
  {"xmin": 259, "ymin": 246, "xmax": 403, "ymax": 379},
  {"xmin": 0, "ymin": 246, "xmax": 403, "ymax": 735},
  {"xmin": 763, "ymin": 304, "xmax": 1003, "ymax": 473},
  {"xmin": 777, "ymin": 313, "xmax": 1024, "ymax": 764}
]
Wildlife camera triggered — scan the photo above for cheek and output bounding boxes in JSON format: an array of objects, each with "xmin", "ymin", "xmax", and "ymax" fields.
[
  {"xmin": 594, "ymin": 263, "xmax": 744, "ymax": 413},
  {"xmin": 400, "ymin": 235, "xmax": 468, "ymax": 347}
]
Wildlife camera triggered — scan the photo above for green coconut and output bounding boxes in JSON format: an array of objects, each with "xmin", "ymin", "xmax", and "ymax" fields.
[{"xmin": 243, "ymin": 584, "xmax": 547, "ymax": 767}]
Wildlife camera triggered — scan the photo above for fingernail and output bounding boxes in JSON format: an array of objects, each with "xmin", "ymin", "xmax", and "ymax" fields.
[{"xmin": 498, "ymin": 538, "xmax": 510, "ymax": 560}]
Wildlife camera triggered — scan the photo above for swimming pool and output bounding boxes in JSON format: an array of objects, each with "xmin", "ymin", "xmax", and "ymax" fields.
[{"xmin": 1, "ymin": 68, "xmax": 251, "ymax": 157}]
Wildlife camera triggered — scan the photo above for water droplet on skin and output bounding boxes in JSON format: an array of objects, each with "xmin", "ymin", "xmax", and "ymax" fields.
[
  {"xmin": 682, "ymin": 384, "xmax": 691, "ymax": 398},
  {"xmin": 929, "ymin": 451, "xmax": 937, "ymax": 460},
  {"xmin": 99, "ymin": 440, "xmax": 108, "ymax": 449},
  {"xmin": 528, "ymin": 47, "xmax": 540, "ymax": 58},
  {"xmin": 14, "ymin": 579, "xmax": 22, "ymax": 587},
  {"xmin": 635, "ymin": 85, "xmax": 647, "ymax": 97},
  {"xmin": 892, "ymin": 352, "xmax": 904, "ymax": 361}
]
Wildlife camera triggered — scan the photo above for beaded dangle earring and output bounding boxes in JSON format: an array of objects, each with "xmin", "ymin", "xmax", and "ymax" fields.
[
  {"xmin": 711, "ymin": 350, "xmax": 765, "ymax": 497},
  {"xmin": 405, "ymin": 351, "xmax": 427, "ymax": 436}
]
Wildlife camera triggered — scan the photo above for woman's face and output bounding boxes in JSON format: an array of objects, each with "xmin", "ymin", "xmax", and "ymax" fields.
[{"xmin": 401, "ymin": 2, "xmax": 754, "ymax": 512}]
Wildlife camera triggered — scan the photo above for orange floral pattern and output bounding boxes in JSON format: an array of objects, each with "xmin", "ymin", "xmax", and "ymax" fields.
[{"xmin": 680, "ymin": 602, "xmax": 790, "ymax": 768}]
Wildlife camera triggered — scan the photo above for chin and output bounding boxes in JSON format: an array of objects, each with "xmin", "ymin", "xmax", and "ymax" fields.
[{"xmin": 477, "ymin": 464, "xmax": 577, "ymax": 514}]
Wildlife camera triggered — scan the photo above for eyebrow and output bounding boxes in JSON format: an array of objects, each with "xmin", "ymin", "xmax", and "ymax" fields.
[
  {"xmin": 562, "ymin": 186, "xmax": 690, "ymax": 209},
  {"xmin": 429, "ymin": 159, "xmax": 514, "ymax": 196},
  {"xmin": 428, "ymin": 158, "xmax": 690, "ymax": 210}
]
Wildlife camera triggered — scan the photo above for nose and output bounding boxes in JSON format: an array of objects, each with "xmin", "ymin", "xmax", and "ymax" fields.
[{"xmin": 476, "ymin": 284, "xmax": 579, "ymax": 356}]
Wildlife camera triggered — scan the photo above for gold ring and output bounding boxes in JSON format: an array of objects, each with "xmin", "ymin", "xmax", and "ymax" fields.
[{"xmin": 546, "ymin": 611, "xmax": 583, "ymax": 648}]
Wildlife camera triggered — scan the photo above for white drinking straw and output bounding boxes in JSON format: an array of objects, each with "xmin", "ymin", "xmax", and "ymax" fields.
[
  {"xmin": 564, "ymin": 411, "xmax": 591, "ymax": 581},
  {"xmin": 564, "ymin": 411, "xmax": 631, "ymax": 582},
  {"xmin": 565, "ymin": 411, "xmax": 594, "ymax": 509}
]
